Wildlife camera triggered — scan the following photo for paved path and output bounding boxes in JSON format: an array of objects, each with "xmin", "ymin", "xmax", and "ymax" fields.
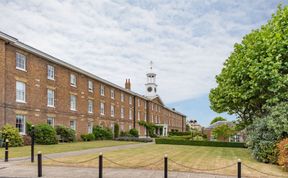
[{"xmin": 0, "ymin": 163, "xmax": 235, "ymax": 178}]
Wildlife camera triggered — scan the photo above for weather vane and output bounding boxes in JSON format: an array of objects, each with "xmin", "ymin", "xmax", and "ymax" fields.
[{"xmin": 150, "ymin": 61, "xmax": 153, "ymax": 70}]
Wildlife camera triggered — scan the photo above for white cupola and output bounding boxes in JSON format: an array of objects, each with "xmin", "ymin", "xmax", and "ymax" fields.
[{"xmin": 145, "ymin": 61, "xmax": 157, "ymax": 98}]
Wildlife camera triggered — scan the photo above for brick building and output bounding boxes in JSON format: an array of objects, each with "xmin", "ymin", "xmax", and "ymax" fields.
[{"xmin": 0, "ymin": 31, "xmax": 186, "ymax": 138}]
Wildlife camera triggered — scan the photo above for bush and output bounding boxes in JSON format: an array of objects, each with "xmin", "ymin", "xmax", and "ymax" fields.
[
  {"xmin": 246, "ymin": 103, "xmax": 288, "ymax": 163},
  {"xmin": 34, "ymin": 124, "xmax": 58, "ymax": 145},
  {"xmin": 23, "ymin": 135, "xmax": 32, "ymax": 146},
  {"xmin": 169, "ymin": 131, "xmax": 191, "ymax": 136},
  {"xmin": 0, "ymin": 124, "xmax": 23, "ymax": 147},
  {"xmin": 277, "ymin": 138, "xmax": 288, "ymax": 171},
  {"xmin": 81, "ymin": 133, "xmax": 95, "ymax": 141},
  {"xmin": 129, "ymin": 128, "xmax": 139, "ymax": 137},
  {"xmin": 114, "ymin": 123, "xmax": 119, "ymax": 138},
  {"xmin": 55, "ymin": 125, "xmax": 76, "ymax": 142},
  {"xmin": 155, "ymin": 138, "xmax": 245, "ymax": 148},
  {"xmin": 93, "ymin": 126, "xmax": 113, "ymax": 140},
  {"xmin": 120, "ymin": 131, "xmax": 131, "ymax": 137},
  {"xmin": 115, "ymin": 137, "xmax": 153, "ymax": 142}
]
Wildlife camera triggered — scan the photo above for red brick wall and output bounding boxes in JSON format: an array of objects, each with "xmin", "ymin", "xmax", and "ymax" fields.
[{"xmin": 0, "ymin": 42, "xmax": 186, "ymax": 138}]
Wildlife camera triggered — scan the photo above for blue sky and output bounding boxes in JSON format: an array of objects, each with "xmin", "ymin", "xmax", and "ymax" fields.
[{"xmin": 0, "ymin": 0, "xmax": 287, "ymax": 126}]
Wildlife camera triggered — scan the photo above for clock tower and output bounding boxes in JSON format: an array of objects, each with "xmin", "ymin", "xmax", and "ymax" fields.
[{"xmin": 145, "ymin": 61, "xmax": 157, "ymax": 98}]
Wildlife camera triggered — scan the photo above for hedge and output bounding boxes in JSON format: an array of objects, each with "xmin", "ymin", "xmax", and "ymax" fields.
[
  {"xmin": 168, "ymin": 131, "xmax": 191, "ymax": 136},
  {"xmin": 115, "ymin": 137, "xmax": 153, "ymax": 142},
  {"xmin": 155, "ymin": 138, "xmax": 245, "ymax": 148}
]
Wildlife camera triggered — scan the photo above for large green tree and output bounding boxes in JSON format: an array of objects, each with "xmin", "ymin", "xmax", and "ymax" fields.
[
  {"xmin": 209, "ymin": 5, "xmax": 288, "ymax": 126},
  {"xmin": 212, "ymin": 124, "xmax": 235, "ymax": 142},
  {"xmin": 210, "ymin": 116, "xmax": 227, "ymax": 125}
]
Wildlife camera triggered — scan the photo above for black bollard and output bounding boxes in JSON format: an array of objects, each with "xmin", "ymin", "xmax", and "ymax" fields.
[
  {"xmin": 31, "ymin": 125, "xmax": 35, "ymax": 162},
  {"xmin": 164, "ymin": 154, "xmax": 168, "ymax": 178},
  {"xmin": 4, "ymin": 139, "xmax": 9, "ymax": 162},
  {"xmin": 237, "ymin": 159, "xmax": 241, "ymax": 178},
  {"xmin": 37, "ymin": 152, "xmax": 42, "ymax": 177},
  {"xmin": 99, "ymin": 152, "xmax": 103, "ymax": 178}
]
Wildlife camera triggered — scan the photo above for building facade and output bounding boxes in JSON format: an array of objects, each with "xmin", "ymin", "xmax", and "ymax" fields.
[{"xmin": 0, "ymin": 31, "xmax": 186, "ymax": 138}]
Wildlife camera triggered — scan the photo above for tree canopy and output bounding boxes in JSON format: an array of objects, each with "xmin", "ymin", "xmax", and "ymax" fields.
[
  {"xmin": 210, "ymin": 116, "xmax": 227, "ymax": 125},
  {"xmin": 212, "ymin": 124, "xmax": 235, "ymax": 142},
  {"xmin": 209, "ymin": 5, "xmax": 288, "ymax": 125}
]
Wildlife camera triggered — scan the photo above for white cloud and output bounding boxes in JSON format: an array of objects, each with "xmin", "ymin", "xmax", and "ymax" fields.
[{"xmin": 0, "ymin": 0, "xmax": 284, "ymax": 103}]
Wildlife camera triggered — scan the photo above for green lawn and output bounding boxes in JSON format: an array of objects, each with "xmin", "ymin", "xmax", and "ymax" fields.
[
  {"xmin": 0, "ymin": 140, "xmax": 137, "ymax": 158},
  {"xmin": 44, "ymin": 144, "xmax": 288, "ymax": 177}
]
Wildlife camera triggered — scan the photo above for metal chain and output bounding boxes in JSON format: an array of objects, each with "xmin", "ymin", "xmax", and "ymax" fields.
[
  {"xmin": 242, "ymin": 163, "xmax": 288, "ymax": 178},
  {"xmin": 43, "ymin": 155, "xmax": 98, "ymax": 164},
  {"xmin": 168, "ymin": 158, "xmax": 236, "ymax": 172},
  {"xmin": 103, "ymin": 157, "xmax": 163, "ymax": 169},
  {"xmin": 0, "ymin": 157, "xmax": 31, "ymax": 162}
]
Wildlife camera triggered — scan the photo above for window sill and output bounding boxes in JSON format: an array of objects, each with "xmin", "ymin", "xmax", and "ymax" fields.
[
  {"xmin": 48, "ymin": 78, "xmax": 55, "ymax": 81},
  {"xmin": 70, "ymin": 84, "xmax": 77, "ymax": 88},
  {"xmin": 16, "ymin": 100, "xmax": 26, "ymax": 104},
  {"xmin": 47, "ymin": 105, "xmax": 55, "ymax": 108},
  {"xmin": 70, "ymin": 109, "xmax": 77, "ymax": 111},
  {"xmin": 16, "ymin": 67, "xmax": 27, "ymax": 72}
]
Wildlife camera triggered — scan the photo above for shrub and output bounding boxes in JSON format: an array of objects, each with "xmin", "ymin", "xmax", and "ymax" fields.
[
  {"xmin": 93, "ymin": 126, "xmax": 113, "ymax": 140},
  {"xmin": 115, "ymin": 137, "xmax": 153, "ymax": 142},
  {"xmin": 26, "ymin": 121, "xmax": 33, "ymax": 136},
  {"xmin": 155, "ymin": 138, "xmax": 245, "ymax": 148},
  {"xmin": 81, "ymin": 133, "xmax": 95, "ymax": 141},
  {"xmin": 0, "ymin": 124, "xmax": 23, "ymax": 147},
  {"xmin": 246, "ymin": 103, "xmax": 288, "ymax": 163},
  {"xmin": 168, "ymin": 131, "xmax": 191, "ymax": 136},
  {"xmin": 120, "ymin": 131, "xmax": 131, "ymax": 137},
  {"xmin": 34, "ymin": 124, "xmax": 58, "ymax": 145},
  {"xmin": 129, "ymin": 128, "xmax": 139, "ymax": 137},
  {"xmin": 114, "ymin": 123, "xmax": 119, "ymax": 138},
  {"xmin": 277, "ymin": 138, "xmax": 288, "ymax": 171},
  {"xmin": 23, "ymin": 135, "xmax": 32, "ymax": 146},
  {"xmin": 55, "ymin": 125, "xmax": 76, "ymax": 142}
]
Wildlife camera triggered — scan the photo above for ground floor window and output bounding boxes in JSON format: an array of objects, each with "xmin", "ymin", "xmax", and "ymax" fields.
[
  {"xmin": 16, "ymin": 115, "xmax": 25, "ymax": 135},
  {"xmin": 88, "ymin": 122, "xmax": 93, "ymax": 134},
  {"xmin": 70, "ymin": 120, "xmax": 76, "ymax": 130},
  {"xmin": 47, "ymin": 117, "xmax": 54, "ymax": 127}
]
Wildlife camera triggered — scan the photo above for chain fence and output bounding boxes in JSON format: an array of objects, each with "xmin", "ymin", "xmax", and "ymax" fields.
[
  {"xmin": 242, "ymin": 162, "xmax": 288, "ymax": 178},
  {"xmin": 103, "ymin": 157, "xmax": 163, "ymax": 169},
  {"xmin": 43, "ymin": 155, "xmax": 99, "ymax": 164}
]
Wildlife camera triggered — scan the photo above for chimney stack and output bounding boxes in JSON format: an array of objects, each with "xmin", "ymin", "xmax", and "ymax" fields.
[{"xmin": 125, "ymin": 79, "xmax": 131, "ymax": 90}]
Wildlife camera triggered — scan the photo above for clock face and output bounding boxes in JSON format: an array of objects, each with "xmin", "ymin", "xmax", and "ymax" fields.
[{"xmin": 147, "ymin": 87, "xmax": 152, "ymax": 92}]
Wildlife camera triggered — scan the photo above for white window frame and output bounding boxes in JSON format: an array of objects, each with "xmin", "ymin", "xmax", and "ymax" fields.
[
  {"xmin": 138, "ymin": 111, "xmax": 140, "ymax": 121},
  {"xmin": 70, "ymin": 74, "xmax": 77, "ymax": 87},
  {"xmin": 70, "ymin": 95, "xmax": 77, "ymax": 111},
  {"xmin": 100, "ymin": 85, "xmax": 105, "ymax": 96},
  {"xmin": 88, "ymin": 122, "xmax": 93, "ymax": 134},
  {"xmin": 121, "ymin": 93, "xmax": 124, "ymax": 102},
  {"xmin": 16, "ymin": 81, "xmax": 26, "ymax": 103},
  {"xmin": 121, "ymin": 107, "xmax": 124, "ymax": 119},
  {"xmin": 47, "ymin": 65, "xmax": 55, "ymax": 80},
  {"xmin": 16, "ymin": 115, "xmax": 26, "ymax": 135},
  {"xmin": 47, "ymin": 89, "xmax": 55, "ymax": 107},
  {"xmin": 88, "ymin": 80, "xmax": 93, "ymax": 92},
  {"xmin": 47, "ymin": 117, "xmax": 55, "ymax": 127},
  {"xmin": 100, "ymin": 102, "xmax": 105, "ymax": 115},
  {"xmin": 16, "ymin": 52, "xmax": 26, "ymax": 71},
  {"xmin": 129, "ymin": 96, "xmax": 132, "ymax": 105},
  {"xmin": 144, "ymin": 102, "xmax": 147, "ymax": 109},
  {"xmin": 129, "ymin": 108, "xmax": 133, "ymax": 120},
  {"xmin": 111, "ymin": 89, "xmax": 114, "ymax": 99},
  {"xmin": 144, "ymin": 112, "xmax": 147, "ymax": 121},
  {"xmin": 70, "ymin": 120, "xmax": 76, "ymax": 130},
  {"xmin": 111, "ymin": 105, "xmax": 115, "ymax": 117},
  {"xmin": 129, "ymin": 124, "xmax": 132, "ymax": 130},
  {"xmin": 138, "ymin": 99, "xmax": 140, "ymax": 107},
  {"xmin": 88, "ymin": 100, "xmax": 93, "ymax": 113}
]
